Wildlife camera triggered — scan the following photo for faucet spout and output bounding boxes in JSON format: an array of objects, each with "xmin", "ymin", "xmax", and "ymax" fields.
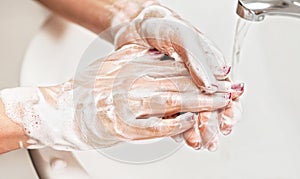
[{"xmin": 237, "ymin": 0, "xmax": 300, "ymax": 21}]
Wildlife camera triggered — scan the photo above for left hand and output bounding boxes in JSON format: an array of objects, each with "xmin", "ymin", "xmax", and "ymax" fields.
[{"xmin": 111, "ymin": 4, "xmax": 245, "ymax": 151}]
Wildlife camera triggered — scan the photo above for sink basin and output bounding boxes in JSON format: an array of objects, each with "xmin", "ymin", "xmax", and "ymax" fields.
[{"xmin": 21, "ymin": 0, "xmax": 300, "ymax": 178}]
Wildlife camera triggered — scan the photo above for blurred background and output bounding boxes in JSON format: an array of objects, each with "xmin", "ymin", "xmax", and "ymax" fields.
[
  {"xmin": 0, "ymin": 1, "xmax": 236, "ymax": 178},
  {"xmin": 1, "ymin": 0, "xmax": 300, "ymax": 178},
  {"xmin": 0, "ymin": 1, "xmax": 48, "ymax": 178}
]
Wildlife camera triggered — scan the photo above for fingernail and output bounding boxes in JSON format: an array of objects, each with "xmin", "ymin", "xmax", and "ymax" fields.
[
  {"xmin": 231, "ymin": 83, "xmax": 244, "ymax": 99},
  {"xmin": 231, "ymin": 83, "xmax": 245, "ymax": 92},
  {"xmin": 220, "ymin": 118, "xmax": 233, "ymax": 136},
  {"xmin": 221, "ymin": 128, "xmax": 232, "ymax": 136},
  {"xmin": 215, "ymin": 66, "xmax": 231, "ymax": 80},
  {"xmin": 186, "ymin": 137, "xmax": 202, "ymax": 150},
  {"xmin": 194, "ymin": 142, "xmax": 202, "ymax": 150},
  {"xmin": 208, "ymin": 142, "xmax": 218, "ymax": 152},
  {"xmin": 225, "ymin": 92, "xmax": 232, "ymax": 100},
  {"xmin": 223, "ymin": 66, "xmax": 231, "ymax": 75}
]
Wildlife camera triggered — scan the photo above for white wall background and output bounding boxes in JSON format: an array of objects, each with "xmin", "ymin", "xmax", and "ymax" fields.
[
  {"xmin": 0, "ymin": 1, "xmax": 48, "ymax": 178},
  {"xmin": 1, "ymin": 0, "xmax": 300, "ymax": 178},
  {"xmin": 0, "ymin": 1, "xmax": 237, "ymax": 177}
]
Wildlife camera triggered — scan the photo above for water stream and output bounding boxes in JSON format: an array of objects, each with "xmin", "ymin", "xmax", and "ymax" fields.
[{"xmin": 231, "ymin": 18, "xmax": 252, "ymax": 80}]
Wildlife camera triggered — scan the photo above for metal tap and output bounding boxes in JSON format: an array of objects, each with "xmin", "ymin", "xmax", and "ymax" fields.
[{"xmin": 237, "ymin": 0, "xmax": 300, "ymax": 21}]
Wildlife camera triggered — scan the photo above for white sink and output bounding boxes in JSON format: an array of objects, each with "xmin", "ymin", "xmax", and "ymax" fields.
[{"xmin": 20, "ymin": 0, "xmax": 300, "ymax": 178}]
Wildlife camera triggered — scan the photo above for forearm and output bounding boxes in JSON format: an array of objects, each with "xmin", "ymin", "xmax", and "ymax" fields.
[
  {"xmin": 0, "ymin": 99, "xmax": 28, "ymax": 154},
  {"xmin": 37, "ymin": 0, "xmax": 158, "ymax": 34},
  {"xmin": 0, "ymin": 86, "xmax": 89, "ymax": 152}
]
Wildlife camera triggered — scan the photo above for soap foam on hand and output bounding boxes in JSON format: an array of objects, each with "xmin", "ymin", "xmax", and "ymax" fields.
[
  {"xmin": 111, "ymin": 4, "xmax": 244, "ymax": 150},
  {"xmin": 0, "ymin": 44, "xmax": 243, "ymax": 151},
  {"xmin": 0, "ymin": 1, "xmax": 244, "ymax": 152}
]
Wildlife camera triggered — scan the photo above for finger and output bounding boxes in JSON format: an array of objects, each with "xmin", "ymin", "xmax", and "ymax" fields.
[
  {"xmin": 180, "ymin": 92, "xmax": 232, "ymax": 113},
  {"xmin": 198, "ymin": 111, "xmax": 220, "ymax": 151},
  {"xmin": 195, "ymin": 31, "xmax": 231, "ymax": 80},
  {"xmin": 219, "ymin": 114, "xmax": 233, "ymax": 136},
  {"xmin": 129, "ymin": 72, "xmax": 198, "ymax": 94},
  {"xmin": 219, "ymin": 100, "xmax": 243, "ymax": 135},
  {"xmin": 183, "ymin": 124, "xmax": 202, "ymax": 150},
  {"xmin": 171, "ymin": 133, "xmax": 184, "ymax": 143},
  {"xmin": 113, "ymin": 112, "xmax": 196, "ymax": 140},
  {"xmin": 215, "ymin": 80, "xmax": 232, "ymax": 92},
  {"xmin": 215, "ymin": 81, "xmax": 245, "ymax": 100},
  {"xmin": 139, "ymin": 18, "xmax": 218, "ymax": 93},
  {"xmin": 231, "ymin": 83, "xmax": 245, "ymax": 99},
  {"xmin": 142, "ymin": 73, "xmax": 243, "ymax": 100},
  {"xmin": 135, "ymin": 91, "xmax": 232, "ymax": 117}
]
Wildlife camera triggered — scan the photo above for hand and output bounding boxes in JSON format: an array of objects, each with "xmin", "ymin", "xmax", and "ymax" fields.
[
  {"xmin": 112, "ymin": 4, "xmax": 231, "ymax": 93},
  {"xmin": 76, "ymin": 45, "xmax": 232, "ymax": 147},
  {"xmin": 0, "ymin": 0, "xmax": 244, "ymax": 153},
  {"xmin": 37, "ymin": 0, "xmax": 231, "ymax": 93},
  {"xmin": 0, "ymin": 45, "xmax": 232, "ymax": 150},
  {"xmin": 181, "ymin": 82, "xmax": 244, "ymax": 151},
  {"xmin": 109, "ymin": 4, "xmax": 245, "ymax": 150}
]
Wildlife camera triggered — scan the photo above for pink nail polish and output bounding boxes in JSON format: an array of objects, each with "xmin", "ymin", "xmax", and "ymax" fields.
[
  {"xmin": 225, "ymin": 92, "xmax": 232, "ymax": 99},
  {"xmin": 224, "ymin": 66, "xmax": 231, "ymax": 75},
  {"xmin": 231, "ymin": 83, "xmax": 245, "ymax": 92}
]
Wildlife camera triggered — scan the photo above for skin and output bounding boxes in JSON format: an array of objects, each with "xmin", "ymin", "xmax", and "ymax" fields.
[
  {"xmin": 1, "ymin": 0, "xmax": 156, "ymax": 154},
  {"xmin": 0, "ymin": 0, "xmax": 244, "ymax": 153},
  {"xmin": 0, "ymin": 100, "xmax": 29, "ymax": 154},
  {"xmin": 37, "ymin": 0, "xmax": 159, "ymax": 36},
  {"xmin": 34, "ymin": 45, "xmax": 232, "ymax": 150},
  {"xmin": 82, "ymin": 45, "xmax": 231, "ymax": 142},
  {"xmin": 102, "ymin": 4, "xmax": 244, "ymax": 150}
]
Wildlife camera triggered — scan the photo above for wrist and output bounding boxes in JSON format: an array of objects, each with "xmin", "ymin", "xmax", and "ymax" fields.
[
  {"xmin": 108, "ymin": 0, "xmax": 160, "ymax": 27},
  {"xmin": 0, "ymin": 95, "xmax": 29, "ymax": 153},
  {"xmin": 0, "ymin": 86, "xmax": 87, "ymax": 150},
  {"xmin": 97, "ymin": 0, "xmax": 160, "ymax": 43}
]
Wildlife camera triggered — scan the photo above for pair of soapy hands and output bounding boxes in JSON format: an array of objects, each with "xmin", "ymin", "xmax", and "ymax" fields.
[{"xmin": 42, "ymin": 4, "xmax": 244, "ymax": 151}]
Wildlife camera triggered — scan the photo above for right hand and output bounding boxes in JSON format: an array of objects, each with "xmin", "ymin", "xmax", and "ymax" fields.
[
  {"xmin": 30, "ymin": 4, "xmax": 244, "ymax": 151},
  {"xmin": 109, "ymin": 4, "xmax": 245, "ymax": 151},
  {"xmin": 37, "ymin": 45, "xmax": 233, "ymax": 150},
  {"xmin": 0, "ymin": 0, "xmax": 243, "ymax": 151}
]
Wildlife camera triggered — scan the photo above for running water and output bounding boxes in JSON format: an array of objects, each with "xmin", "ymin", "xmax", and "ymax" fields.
[{"xmin": 231, "ymin": 18, "xmax": 252, "ymax": 80}]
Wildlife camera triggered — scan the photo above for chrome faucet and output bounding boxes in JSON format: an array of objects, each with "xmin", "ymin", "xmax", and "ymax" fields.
[{"xmin": 237, "ymin": 0, "xmax": 300, "ymax": 21}]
